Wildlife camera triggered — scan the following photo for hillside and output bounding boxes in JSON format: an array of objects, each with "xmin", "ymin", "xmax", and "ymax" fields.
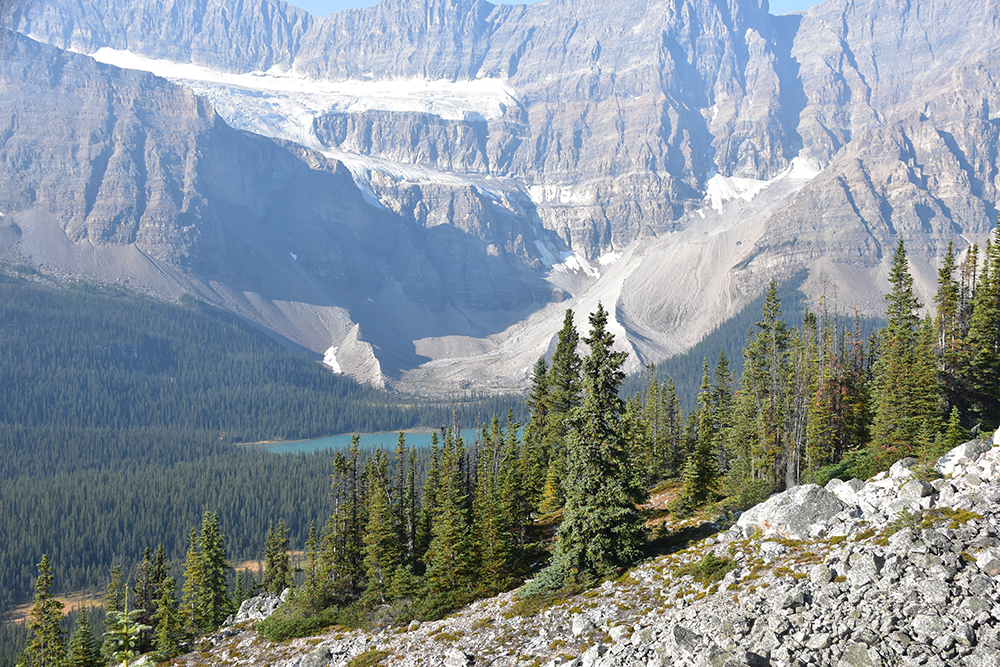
[{"xmin": 169, "ymin": 437, "xmax": 1000, "ymax": 667}]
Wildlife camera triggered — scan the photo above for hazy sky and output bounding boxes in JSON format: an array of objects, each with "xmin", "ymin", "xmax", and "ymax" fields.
[{"xmin": 288, "ymin": 0, "xmax": 823, "ymax": 18}]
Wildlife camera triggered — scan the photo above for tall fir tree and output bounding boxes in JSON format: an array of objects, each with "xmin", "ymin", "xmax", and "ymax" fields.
[
  {"xmin": 872, "ymin": 239, "xmax": 941, "ymax": 464},
  {"xmin": 472, "ymin": 418, "xmax": 519, "ymax": 595},
  {"xmin": 262, "ymin": 520, "xmax": 291, "ymax": 595},
  {"xmin": 526, "ymin": 303, "xmax": 647, "ymax": 594},
  {"xmin": 179, "ymin": 528, "xmax": 202, "ymax": 637},
  {"xmin": 414, "ymin": 432, "xmax": 442, "ymax": 572},
  {"xmin": 935, "ymin": 241, "xmax": 965, "ymax": 410},
  {"xmin": 185, "ymin": 511, "xmax": 231, "ymax": 634},
  {"xmin": 64, "ymin": 608, "xmax": 99, "ymax": 667},
  {"xmin": 104, "ymin": 563, "xmax": 125, "ymax": 615},
  {"xmin": 151, "ymin": 577, "xmax": 183, "ymax": 662},
  {"xmin": 422, "ymin": 431, "xmax": 474, "ymax": 608},
  {"xmin": 132, "ymin": 547, "xmax": 157, "ymax": 652},
  {"xmin": 19, "ymin": 555, "xmax": 65, "ymax": 667},
  {"xmin": 680, "ymin": 359, "xmax": 717, "ymax": 507},
  {"xmin": 361, "ymin": 451, "xmax": 401, "ymax": 604},
  {"xmin": 727, "ymin": 280, "xmax": 792, "ymax": 497},
  {"xmin": 520, "ymin": 356, "xmax": 551, "ymax": 508},
  {"xmin": 966, "ymin": 232, "xmax": 1000, "ymax": 424},
  {"xmin": 540, "ymin": 309, "xmax": 582, "ymax": 511}
]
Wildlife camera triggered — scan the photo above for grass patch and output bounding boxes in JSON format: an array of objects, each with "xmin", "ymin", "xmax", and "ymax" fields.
[
  {"xmin": 505, "ymin": 586, "xmax": 580, "ymax": 619},
  {"xmin": 346, "ymin": 649, "xmax": 392, "ymax": 667},
  {"xmin": 673, "ymin": 553, "xmax": 736, "ymax": 586}
]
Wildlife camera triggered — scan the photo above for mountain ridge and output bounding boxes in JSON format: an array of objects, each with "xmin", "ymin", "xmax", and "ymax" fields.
[{"xmin": 2, "ymin": 0, "xmax": 999, "ymax": 390}]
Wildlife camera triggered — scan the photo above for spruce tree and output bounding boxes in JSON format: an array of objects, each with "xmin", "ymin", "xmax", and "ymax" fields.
[
  {"xmin": 728, "ymin": 280, "xmax": 792, "ymax": 497},
  {"xmin": 20, "ymin": 555, "xmax": 65, "ymax": 667},
  {"xmin": 680, "ymin": 359, "xmax": 717, "ymax": 507},
  {"xmin": 104, "ymin": 563, "xmax": 125, "ymax": 615},
  {"xmin": 663, "ymin": 377, "xmax": 684, "ymax": 476},
  {"xmin": 473, "ymin": 418, "xmax": 519, "ymax": 595},
  {"xmin": 194, "ymin": 511, "xmax": 231, "ymax": 632},
  {"xmin": 329, "ymin": 437, "xmax": 365, "ymax": 592},
  {"xmin": 361, "ymin": 451, "xmax": 401, "ymax": 604},
  {"xmin": 64, "ymin": 608, "xmax": 99, "ymax": 667},
  {"xmin": 132, "ymin": 547, "xmax": 157, "ymax": 651},
  {"xmin": 520, "ymin": 356, "xmax": 550, "ymax": 508},
  {"xmin": 404, "ymin": 446, "xmax": 418, "ymax": 569},
  {"xmin": 151, "ymin": 577, "xmax": 183, "ymax": 662},
  {"xmin": 966, "ymin": 233, "xmax": 1000, "ymax": 423},
  {"xmin": 935, "ymin": 241, "xmax": 964, "ymax": 408},
  {"xmin": 179, "ymin": 528, "xmax": 202, "ymax": 636},
  {"xmin": 262, "ymin": 520, "xmax": 291, "ymax": 595},
  {"xmin": 539, "ymin": 309, "xmax": 582, "ymax": 511},
  {"xmin": 414, "ymin": 433, "xmax": 442, "ymax": 571},
  {"xmin": 526, "ymin": 304, "xmax": 647, "ymax": 594},
  {"xmin": 872, "ymin": 239, "xmax": 940, "ymax": 463},
  {"xmin": 423, "ymin": 431, "xmax": 474, "ymax": 609},
  {"xmin": 393, "ymin": 431, "xmax": 409, "ymax": 556},
  {"xmin": 103, "ymin": 596, "xmax": 151, "ymax": 667}
]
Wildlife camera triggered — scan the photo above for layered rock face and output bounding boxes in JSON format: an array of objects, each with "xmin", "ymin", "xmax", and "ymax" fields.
[
  {"xmin": 0, "ymin": 28, "xmax": 562, "ymax": 386},
  {"xmin": 178, "ymin": 435, "xmax": 1000, "ymax": 667},
  {"xmin": 3, "ymin": 0, "xmax": 1000, "ymax": 389}
]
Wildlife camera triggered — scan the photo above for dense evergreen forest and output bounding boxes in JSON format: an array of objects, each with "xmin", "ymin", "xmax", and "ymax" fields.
[
  {"xmin": 0, "ymin": 275, "xmax": 523, "ymax": 612},
  {"xmin": 8, "ymin": 230, "xmax": 1000, "ymax": 667}
]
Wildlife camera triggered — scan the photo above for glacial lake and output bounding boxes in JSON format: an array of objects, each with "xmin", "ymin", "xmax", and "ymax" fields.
[{"xmin": 258, "ymin": 429, "xmax": 482, "ymax": 455}]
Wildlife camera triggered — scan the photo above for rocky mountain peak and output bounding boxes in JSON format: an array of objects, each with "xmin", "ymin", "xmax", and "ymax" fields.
[{"xmin": 2, "ymin": 0, "xmax": 999, "ymax": 390}]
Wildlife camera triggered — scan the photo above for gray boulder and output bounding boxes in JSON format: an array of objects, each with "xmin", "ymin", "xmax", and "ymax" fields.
[
  {"xmin": 935, "ymin": 439, "xmax": 991, "ymax": 476},
  {"xmin": 737, "ymin": 484, "xmax": 848, "ymax": 540},
  {"xmin": 231, "ymin": 589, "xmax": 289, "ymax": 624}
]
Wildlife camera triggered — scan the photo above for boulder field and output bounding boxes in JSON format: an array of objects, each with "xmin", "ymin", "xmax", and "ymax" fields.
[{"xmin": 183, "ymin": 433, "xmax": 1000, "ymax": 667}]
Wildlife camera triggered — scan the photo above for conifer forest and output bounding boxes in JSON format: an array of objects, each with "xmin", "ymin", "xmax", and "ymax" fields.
[{"xmin": 5, "ymin": 229, "xmax": 1000, "ymax": 666}]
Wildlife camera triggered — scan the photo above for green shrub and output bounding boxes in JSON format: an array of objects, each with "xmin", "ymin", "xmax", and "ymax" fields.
[
  {"xmin": 258, "ymin": 605, "xmax": 340, "ymax": 642},
  {"xmin": 814, "ymin": 449, "xmax": 878, "ymax": 486}
]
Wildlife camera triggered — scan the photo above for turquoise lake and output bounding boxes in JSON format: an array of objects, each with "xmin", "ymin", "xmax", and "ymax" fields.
[{"xmin": 260, "ymin": 430, "xmax": 482, "ymax": 455}]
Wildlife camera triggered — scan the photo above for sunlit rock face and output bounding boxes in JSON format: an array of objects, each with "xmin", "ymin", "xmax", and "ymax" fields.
[{"xmin": 3, "ymin": 0, "xmax": 999, "ymax": 390}]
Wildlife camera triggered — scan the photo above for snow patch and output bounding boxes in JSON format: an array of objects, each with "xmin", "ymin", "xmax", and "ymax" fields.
[
  {"xmin": 533, "ymin": 239, "xmax": 558, "ymax": 267},
  {"xmin": 705, "ymin": 172, "xmax": 771, "ymax": 213},
  {"xmin": 786, "ymin": 156, "xmax": 823, "ymax": 180},
  {"xmin": 599, "ymin": 252, "xmax": 622, "ymax": 266},
  {"xmin": 323, "ymin": 346, "xmax": 342, "ymax": 373},
  {"xmin": 703, "ymin": 154, "xmax": 822, "ymax": 213},
  {"xmin": 554, "ymin": 251, "xmax": 601, "ymax": 279},
  {"xmin": 526, "ymin": 183, "xmax": 594, "ymax": 206},
  {"xmin": 533, "ymin": 240, "xmax": 600, "ymax": 278}
]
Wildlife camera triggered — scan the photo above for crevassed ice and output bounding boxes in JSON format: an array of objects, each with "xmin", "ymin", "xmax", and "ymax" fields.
[{"xmin": 87, "ymin": 48, "xmax": 518, "ymax": 122}]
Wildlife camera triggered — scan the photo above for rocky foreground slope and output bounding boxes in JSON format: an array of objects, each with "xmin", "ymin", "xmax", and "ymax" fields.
[{"xmin": 184, "ymin": 435, "xmax": 1000, "ymax": 667}]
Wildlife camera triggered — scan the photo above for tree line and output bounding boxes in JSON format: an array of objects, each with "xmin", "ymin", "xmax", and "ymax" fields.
[
  {"xmin": 619, "ymin": 236, "xmax": 997, "ymax": 509},
  {"xmin": 10, "ymin": 232, "xmax": 1000, "ymax": 666}
]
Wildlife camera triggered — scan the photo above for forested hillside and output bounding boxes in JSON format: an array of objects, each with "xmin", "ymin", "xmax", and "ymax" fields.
[{"xmin": 0, "ymin": 273, "xmax": 523, "ymax": 610}]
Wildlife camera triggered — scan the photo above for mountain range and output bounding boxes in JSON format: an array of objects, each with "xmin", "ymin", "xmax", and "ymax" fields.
[{"xmin": 1, "ymin": 0, "xmax": 998, "ymax": 390}]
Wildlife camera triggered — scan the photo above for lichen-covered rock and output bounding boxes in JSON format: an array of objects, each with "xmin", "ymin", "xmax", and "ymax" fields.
[{"xmin": 737, "ymin": 484, "xmax": 848, "ymax": 540}]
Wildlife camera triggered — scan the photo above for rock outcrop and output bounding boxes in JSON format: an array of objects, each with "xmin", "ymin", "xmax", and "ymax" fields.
[{"xmin": 176, "ymin": 433, "xmax": 1000, "ymax": 667}]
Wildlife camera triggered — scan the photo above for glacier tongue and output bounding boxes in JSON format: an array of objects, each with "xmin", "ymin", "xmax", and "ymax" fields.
[{"xmin": 87, "ymin": 47, "xmax": 519, "ymax": 124}]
